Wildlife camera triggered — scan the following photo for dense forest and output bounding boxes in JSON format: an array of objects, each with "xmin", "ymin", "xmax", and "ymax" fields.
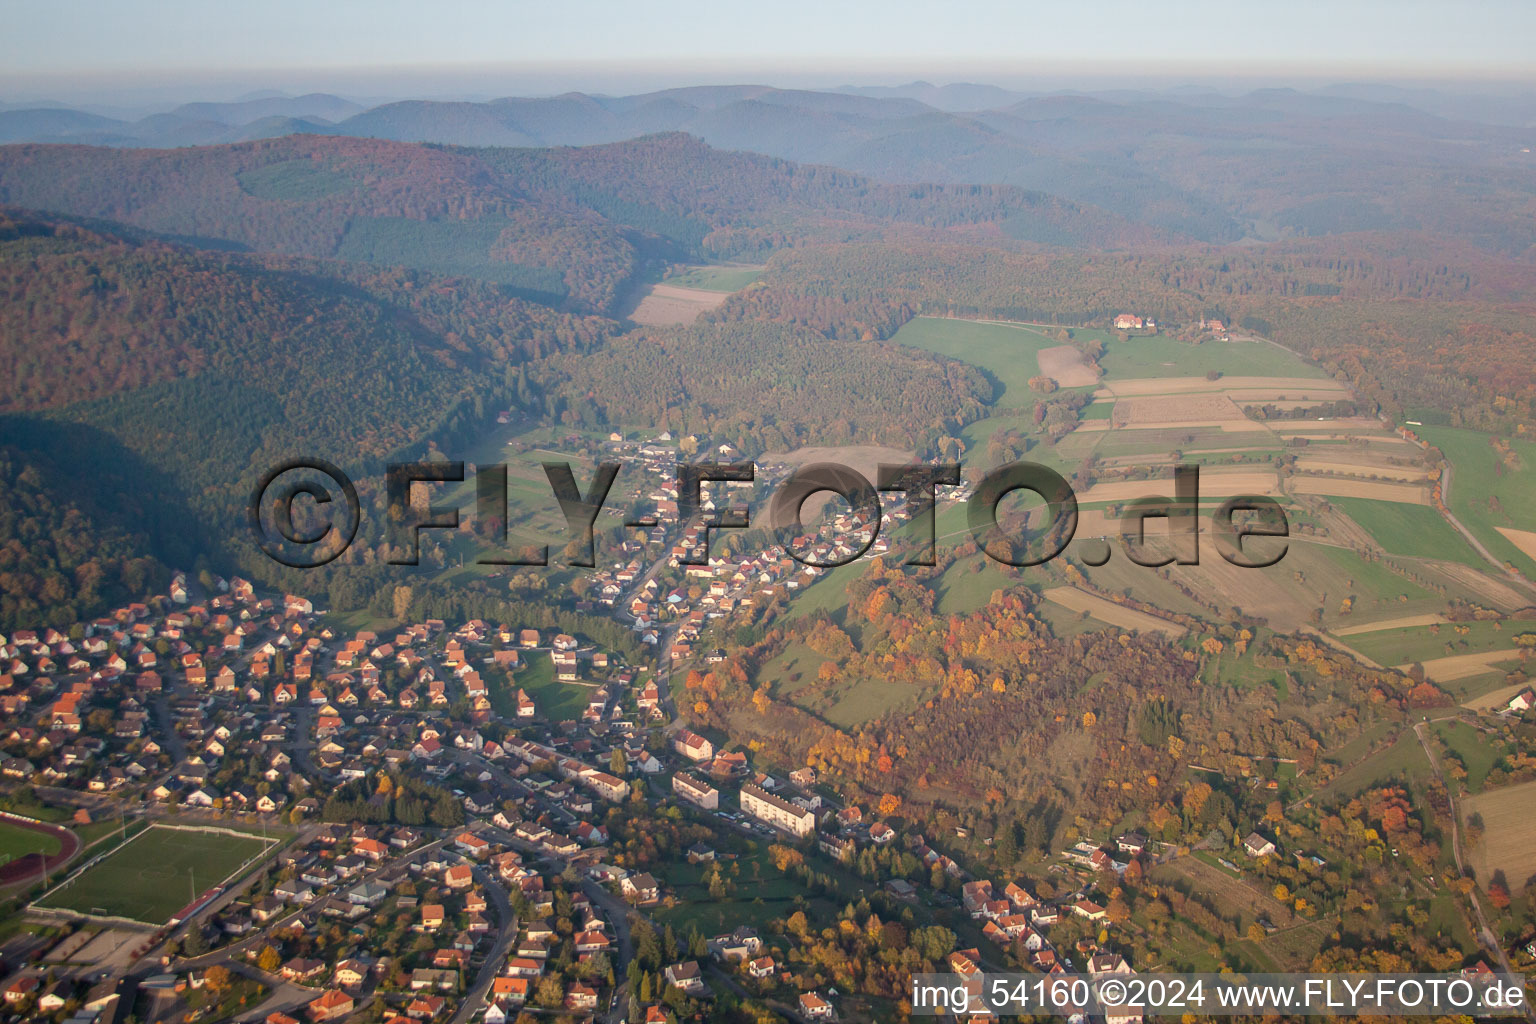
[
  {"xmin": 0, "ymin": 438, "xmax": 170, "ymax": 631},
  {"xmin": 0, "ymin": 208, "xmax": 622, "ymax": 623},
  {"xmin": 542, "ymin": 320, "xmax": 994, "ymax": 454}
]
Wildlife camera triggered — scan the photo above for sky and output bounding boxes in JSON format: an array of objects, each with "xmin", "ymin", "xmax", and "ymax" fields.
[{"xmin": 4, "ymin": 0, "xmax": 1535, "ymax": 105}]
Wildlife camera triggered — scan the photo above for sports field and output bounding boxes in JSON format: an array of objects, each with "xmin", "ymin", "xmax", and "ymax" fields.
[
  {"xmin": 37, "ymin": 826, "xmax": 273, "ymax": 923},
  {"xmin": 0, "ymin": 820, "xmax": 61, "ymax": 864}
]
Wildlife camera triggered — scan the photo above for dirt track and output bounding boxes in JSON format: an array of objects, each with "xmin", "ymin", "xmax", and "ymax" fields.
[{"xmin": 1111, "ymin": 394, "xmax": 1246, "ymax": 428}]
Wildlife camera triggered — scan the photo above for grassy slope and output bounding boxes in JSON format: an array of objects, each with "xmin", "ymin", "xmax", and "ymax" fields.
[
  {"xmin": 1432, "ymin": 720, "xmax": 1499, "ymax": 792},
  {"xmin": 1345, "ymin": 620, "xmax": 1518, "ymax": 666},
  {"xmin": 1098, "ymin": 336, "xmax": 1327, "ymax": 380},
  {"xmin": 1329, "ymin": 497, "xmax": 1484, "ymax": 566},
  {"xmin": 1417, "ymin": 426, "xmax": 1536, "ymax": 577},
  {"xmin": 664, "ymin": 265, "xmax": 763, "ymax": 292}
]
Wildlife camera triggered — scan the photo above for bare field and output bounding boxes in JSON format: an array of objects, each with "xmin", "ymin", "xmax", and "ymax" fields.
[
  {"xmin": 1112, "ymin": 418, "xmax": 1270, "ymax": 434},
  {"xmin": 1075, "ymin": 508, "xmax": 1225, "ymax": 538},
  {"xmin": 1464, "ymin": 780, "xmax": 1536, "ymax": 889},
  {"xmin": 1274, "ymin": 418, "xmax": 1395, "ymax": 436},
  {"xmin": 1103, "ymin": 375, "xmax": 1347, "ymax": 398},
  {"xmin": 1395, "ymin": 648, "xmax": 1524, "ymax": 682},
  {"xmin": 1037, "ymin": 345, "xmax": 1100, "ymax": 387},
  {"xmin": 1180, "ymin": 553, "xmax": 1317, "ymax": 630},
  {"xmin": 1078, "ymin": 470, "xmax": 1280, "ymax": 504},
  {"xmin": 1043, "ymin": 586, "xmax": 1186, "ymax": 637},
  {"xmin": 628, "ymin": 283, "xmax": 730, "ymax": 326},
  {"xmin": 1495, "ymin": 527, "xmax": 1536, "ymax": 564},
  {"xmin": 1334, "ymin": 614, "xmax": 1449, "ymax": 636},
  {"xmin": 1289, "ymin": 477, "xmax": 1429, "ymax": 503},
  {"xmin": 1293, "ymin": 459, "xmax": 1431, "ymax": 482},
  {"xmin": 1222, "ymin": 387, "xmax": 1355, "ymax": 403},
  {"xmin": 1428, "ymin": 562, "xmax": 1529, "ymax": 611},
  {"xmin": 1463, "ymin": 681, "xmax": 1536, "ymax": 713},
  {"xmin": 1111, "ymin": 394, "xmax": 1246, "ymax": 428}
]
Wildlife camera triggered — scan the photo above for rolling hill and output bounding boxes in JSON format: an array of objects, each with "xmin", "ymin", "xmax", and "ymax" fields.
[
  {"xmin": 0, "ymin": 206, "xmax": 620, "ymax": 623},
  {"xmin": 0, "ymin": 132, "xmax": 1167, "ymax": 316},
  {"xmin": 5, "ymin": 84, "xmax": 1532, "ymax": 249}
]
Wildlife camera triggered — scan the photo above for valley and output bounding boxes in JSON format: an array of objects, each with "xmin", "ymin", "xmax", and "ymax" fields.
[{"xmin": 1, "ymin": 74, "xmax": 1536, "ymax": 1024}]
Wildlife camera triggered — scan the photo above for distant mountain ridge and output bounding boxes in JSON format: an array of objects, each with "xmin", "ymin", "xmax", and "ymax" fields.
[
  {"xmin": 4, "ymin": 82, "xmax": 1532, "ymax": 247},
  {"xmin": 0, "ymin": 132, "xmax": 1167, "ymax": 318}
]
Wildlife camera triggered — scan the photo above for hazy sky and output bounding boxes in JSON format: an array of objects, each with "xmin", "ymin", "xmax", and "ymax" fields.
[{"xmin": 5, "ymin": 0, "xmax": 1535, "ymax": 103}]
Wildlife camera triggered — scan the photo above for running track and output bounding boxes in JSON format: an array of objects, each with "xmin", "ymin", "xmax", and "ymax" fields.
[{"xmin": 0, "ymin": 817, "xmax": 79, "ymax": 887}]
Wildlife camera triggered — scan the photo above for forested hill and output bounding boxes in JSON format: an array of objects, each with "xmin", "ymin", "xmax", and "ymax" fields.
[
  {"xmin": 541, "ymin": 320, "xmax": 995, "ymax": 455},
  {"xmin": 0, "ymin": 435, "xmax": 175, "ymax": 632},
  {"xmin": 469, "ymin": 133, "xmax": 1170, "ymax": 251},
  {"xmin": 0, "ymin": 133, "xmax": 1169, "ymax": 314},
  {"xmin": 8, "ymin": 84, "xmax": 1534, "ymax": 250},
  {"xmin": 0, "ymin": 208, "xmax": 618, "ymax": 626},
  {"xmin": 0, "ymin": 205, "xmax": 1003, "ymax": 628}
]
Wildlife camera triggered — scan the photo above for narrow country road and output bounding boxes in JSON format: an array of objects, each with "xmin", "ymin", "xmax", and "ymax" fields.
[
  {"xmin": 1436, "ymin": 464, "xmax": 1536, "ymax": 598},
  {"xmin": 1412, "ymin": 720, "xmax": 1535, "ymax": 1024}
]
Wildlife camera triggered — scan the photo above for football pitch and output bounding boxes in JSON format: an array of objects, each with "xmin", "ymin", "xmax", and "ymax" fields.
[
  {"xmin": 0, "ymin": 820, "xmax": 62, "ymax": 864},
  {"xmin": 36, "ymin": 826, "xmax": 273, "ymax": 923}
]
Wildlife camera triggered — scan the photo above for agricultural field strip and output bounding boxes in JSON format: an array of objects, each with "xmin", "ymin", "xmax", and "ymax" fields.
[
  {"xmin": 1288, "ymin": 478, "xmax": 1430, "ymax": 503},
  {"xmin": 1042, "ymin": 586, "xmax": 1187, "ymax": 637},
  {"xmin": 1463, "ymin": 681, "xmax": 1536, "ymax": 712},
  {"xmin": 1393, "ymin": 648, "xmax": 1525, "ymax": 682},
  {"xmin": 1097, "ymin": 376, "xmax": 1351, "ymax": 398},
  {"xmin": 628, "ymin": 283, "xmax": 730, "ymax": 326},
  {"xmin": 1462, "ymin": 779, "xmax": 1536, "ymax": 891},
  {"xmin": 1494, "ymin": 527, "xmax": 1536, "ymax": 564},
  {"xmin": 1293, "ymin": 459, "xmax": 1432, "ymax": 481},
  {"xmin": 1333, "ymin": 614, "xmax": 1450, "ymax": 636}
]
